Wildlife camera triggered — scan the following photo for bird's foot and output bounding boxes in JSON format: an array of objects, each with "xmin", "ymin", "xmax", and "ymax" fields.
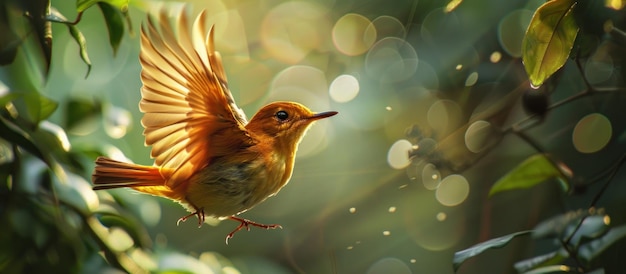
[
  {"xmin": 177, "ymin": 208, "xmax": 205, "ymax": 228},
  {"xmin": 225, "ymin": 216, "xmax": 282, "ymax": 244}
]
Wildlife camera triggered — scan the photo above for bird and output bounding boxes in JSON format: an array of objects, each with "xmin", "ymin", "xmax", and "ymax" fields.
[{"xmin": 91, "ymin": 8, "xmax": 337, "ymax": 244}]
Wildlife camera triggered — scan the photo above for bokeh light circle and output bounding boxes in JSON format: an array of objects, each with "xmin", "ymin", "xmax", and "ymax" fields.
[
  {"xmin": 332, "ymin": 13, "xmax": 377, "ymax": 56},
  {"xmin": 368, "ymin": 15, "xmax": 406, "ymax": 39},
  {"xmin": 365, "ymin": 37, "xmax": 418, "ymax": 83},
  {"xmin": 388, "ymin": 139, "xmax": 412, "ymax": 169},
  {"xmin": 227, "ymin": 58, "xmax": 273, "ymax": 106},
  {"xmin": 268, "ymin": 65, "xmax": 333, "ymax": 158},
  {"xmin": 436, "ymin": 212, "xmax": 447, "ymax": 221},
  {"xmin": 366, "ymin": 257, "xmax": 411, "ymax": 274},
  {"xmin": 584, "ymin": 54, "xmax": 614, "ymax": 85},
  {"xmin": 103, "ymin": 105, "xmax": 132, "ymax": 139},
  {"xmin": 329, "ymin": 74, "xmax": 360, "ymax": 103},
  {"xmin": 490, "ymin": 51, "xmax": 502, "ymax": 63},
  {"xmin": 62, "ymin": 24, "xmax": 132, "ymax": 88},
  {"xmin": 420, "ymin": 7, "xmax": 461, "ymax": 47},
  {"xmin": 465, "ymin": 71, "xmax": 479, "ymax": 87},
  {"xmin": 436, "ymin": 174, "xmax": 470, "ymax": 207},
  {"xmin": 260, "ymin": 1, "xmax": 329, "ymax": 64},
  {"xmin": 572, "ymin": 113, "xmax": 612, "ymax": 154},
  {"xmin": 269, "ymin": 65, "xmax": 329, "ymax": 103},
  {"xmin": 497, "ymin": 9, "xmax": 533, "ymax": 57},
  {"xmin": 139, "ymin": 199, "xmax": 161, "ymax": 227},
  {"xmin": 427, "ymin": 100, "xmax": 462, "ymax": 135},
  {"xmin": 404, "ymin": 196, "xmax": 464, "ymax": 251},
  {"xmin": 465, "ymin": 120, "xmax": 496, "ymax": 153},
  {"xmin": 422, "ymin": 163, "xmax": 441, "ymax": 190}
]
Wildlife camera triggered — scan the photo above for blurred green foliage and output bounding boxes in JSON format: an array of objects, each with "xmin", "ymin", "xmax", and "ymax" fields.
[
  {"xmin": 1, "ymin": 0, "xmax": 626, "ymax": 273},
  {"xmin": 0, "ymin": 0, "xmax": 238, "ymax": 273}
]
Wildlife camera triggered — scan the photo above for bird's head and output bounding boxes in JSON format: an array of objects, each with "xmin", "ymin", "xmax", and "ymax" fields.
[{"xmin": 247, "ymin": 101, "xmax": 337, "ymax": 150}]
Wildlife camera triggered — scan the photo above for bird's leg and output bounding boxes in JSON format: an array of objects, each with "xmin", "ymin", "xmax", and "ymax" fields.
[
  {"xmin": 225, "ymin": 216, "xmax": 282, "ymax": 244},
  {"xmin": 177, "ymin": 207, "xmax": 205, "ymax": 228}
]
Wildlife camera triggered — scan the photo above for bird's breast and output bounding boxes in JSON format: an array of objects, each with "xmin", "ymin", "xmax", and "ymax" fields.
[{"xmin": 183, "ymin": 152, "xmax": 290, "ymax": 217}]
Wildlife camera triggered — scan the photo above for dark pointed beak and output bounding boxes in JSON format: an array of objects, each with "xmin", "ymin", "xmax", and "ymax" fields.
[{"xmin": 309, "ymin": 111, "xmax": 338, "ymax": 120}]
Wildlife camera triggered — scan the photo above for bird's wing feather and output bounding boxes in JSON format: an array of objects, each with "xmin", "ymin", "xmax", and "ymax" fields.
[{"xmin": 139, "ymin": 9, "xmax": 252, "ymax": 188}]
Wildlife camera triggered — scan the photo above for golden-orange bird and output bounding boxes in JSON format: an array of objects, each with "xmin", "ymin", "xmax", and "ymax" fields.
[{"xmin": 92, "ymin": 9, "xmax": 337, "ymax": 243}]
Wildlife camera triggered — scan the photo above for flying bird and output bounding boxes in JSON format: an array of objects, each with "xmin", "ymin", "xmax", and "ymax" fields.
[{"xmin": 92, "ymin": 9, "xmax": 337, "ymax": 243}]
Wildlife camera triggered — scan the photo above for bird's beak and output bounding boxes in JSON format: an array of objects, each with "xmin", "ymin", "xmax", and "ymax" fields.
[{"xmin": 308, "ymin": 111, "xmax": 338, "ymax": 120}]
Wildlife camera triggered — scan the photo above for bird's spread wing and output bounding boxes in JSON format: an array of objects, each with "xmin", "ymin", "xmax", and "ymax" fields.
[{"xmin": 139, "ymin": 9, "xmax": 252, "ymax": 187}]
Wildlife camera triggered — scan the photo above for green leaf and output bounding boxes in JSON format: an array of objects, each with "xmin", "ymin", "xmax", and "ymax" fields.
[
  {"xmin": 533, "ymin": 209, "xmax": 609, "ymax": 248},
  {"xmin": 565, "ymin": 215, "xmax": 611, "ymax": 247},
  {"xmin": 32, "ymin": 121, "xmax": 87, "ymax": 173},
  {"xmin": 64, "ymin": 98, "xmax": 101, "ymax": 131},
  {"xmin": 514, "ymin": 251, "xmax": 566, "ymax": 273},
  {"xmin": 0, "ymin": 93, "xmax": 20, "ymax": 106},
  {"xmin": 0, "ymin": 2, "xmax": 21, "ymax": 66},
  {"xmin": 522, "ymin": 0, "xmax": 579, "ymax": 87},
  {"xmin": 533, "ymin": 209, "xmax": 589, "ymax": 238},
  {"xmin": 0, "ymin": 116, "xmax": 48, "ymax": 165},
  {"xmin": 47, "ymin": 8, "xmax": 92, "ymax": 77},
  {"xmin": 3, "ymin": 92, "xmax": 58, "ymax": 126},
  {"xmin": 453, "ymin": 230, "xmax": 532, "ymax": 271},
  {"xmin": 25, "ymin": 0, "xmax": 52, "ymax": 73},
  {"xmin": 97, "ymin": 2, "xmax": 124, "ymax": 56},
  {"xmin": 579, "ymin": 225, "xmax": 626, "ymax": 262},
  {"xmin": 23, "ymin": 92, "xmax": 58, "ymax": 124},
  {"xmin": 76, "ymin": 0, "xmax": 129, "ymax": 13},
  {"xmin": 68, "ymin": 24, "xmax": 92, "ymax": 77},
  {"xmin": 523, "ymin": 265, "xmax": 575, "ymax": 274},
  {"xmin": 445, "ymin": 0, "xmax": 463, "ymax": 13},
  {"xmin": 98, "ymin": 213, "xmax": 150, "ymax": 249},
  {"xmin": 489, "ymin": 154, "xmax": 569, "ymax": 197}
]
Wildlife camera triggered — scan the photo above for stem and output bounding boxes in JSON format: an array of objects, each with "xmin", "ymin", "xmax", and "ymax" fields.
[
  {"xmin": 404, "ymin": 0, "xmax": 419, "ymax": 40},
  {"xmin": 559, "ymin": 153, "xmax": 626, "ymax": 270},
  {"xmin": 559, "ymin": 239, "xmax": 585, "ymax": 270},
  {"xmin": 588, "ymin": 154, "xmax": 626, "ymax": 207},
  {"xmin": 503, "ymin": 89, "xmax": 594, "ymax": 134},
  {"xmin": 46, "ymin": 11, "xmax": 84, "ymax": 25},
  {"xmin": 511, "ymin": 127, "xmax": 545, "ymax": 154},
  {"xmin": 574, "ymin": 57, "xmax": 594, "ymax": 92}
]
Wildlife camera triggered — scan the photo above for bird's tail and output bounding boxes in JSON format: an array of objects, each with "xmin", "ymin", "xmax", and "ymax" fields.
[{"xmin": 92, "ymin": 157, "xmax": 177, "ymax": 198}]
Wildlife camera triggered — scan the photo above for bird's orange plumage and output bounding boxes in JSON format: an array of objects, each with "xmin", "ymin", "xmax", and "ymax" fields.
[{"xmin": 92, "ymin": 9, "xmax": 337, "ymax": 243}]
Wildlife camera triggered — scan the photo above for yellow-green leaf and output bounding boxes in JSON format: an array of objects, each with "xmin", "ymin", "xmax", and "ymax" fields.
[
  {"xmin": 445, "ymin": 0, "xmax": 463, "ymax": 13},
  {"xmin": 489, "ymin": 154, "xmax": 569, "ymax": 197},
  {"xmin": 24, "ymin": 92, "xmax": 58, "ymax": 123},
  {"xmin": 522, "ymin": 0, "xmax": 579, "ymax": 88},
  {"xmin": 76, "ymin": 0, "xmax": 128, "ymax": 13}
]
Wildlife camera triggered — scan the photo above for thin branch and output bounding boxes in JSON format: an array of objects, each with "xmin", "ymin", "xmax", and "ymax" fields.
[
  {"xmin": 511, "ymin": 127, "xmax": 545, "ymax": 154},
  {"xmin": 559, "ymin": 239, "xmax": 585, "ymax": 270},
  {"xmin": 559, "ymin": 153, "xmax": 626, "ymax": 270},
  {"xmin": 588, "ymin": 153, "xmax": 626, "ymax": 207},
  {"xmin": 574, "ymin": 57, "xmax": 594, "ymax": 92}
]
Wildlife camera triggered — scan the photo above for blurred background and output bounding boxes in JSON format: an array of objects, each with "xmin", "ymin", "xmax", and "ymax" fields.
[{"xmin": 2, "ymin": 0, "xmax": 626, "ymax": 273}]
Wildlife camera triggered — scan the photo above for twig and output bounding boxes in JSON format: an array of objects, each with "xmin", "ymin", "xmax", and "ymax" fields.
[
  {"xmin": 588, "ymin": 154, "xmax": 626, "ymax": 207},
  {"xmin": 559, "ymin": 153, "xmax": 626, "ymax": 270},
  {"xmin": 511, "ymin": 127, "xmax": 545, "ymax": 154},
  {"xmin": 574, "ymin": 57, "xmax": 594, "ymax": 92}
]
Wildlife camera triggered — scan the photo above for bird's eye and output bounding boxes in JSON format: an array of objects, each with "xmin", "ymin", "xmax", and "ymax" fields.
[{"xmin": 275, "ymin": 110, "xmax": 289, "ymax": 121}]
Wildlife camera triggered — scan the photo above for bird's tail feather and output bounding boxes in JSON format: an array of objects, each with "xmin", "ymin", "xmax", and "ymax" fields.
[
  {"xmin": 92, "ymin": 157, "xmax": 163, "ymax": 188},
  {"xmin": 92, "ymin": 157, "xmax": 183, "ymax": 201}
]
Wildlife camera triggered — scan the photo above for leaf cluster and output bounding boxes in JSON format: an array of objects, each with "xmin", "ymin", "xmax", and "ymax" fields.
[
  {"xmin": 0, "ymin": 1, "xmax": 238, "ymax": 273},
  {"xmin": 446, "ymin": 1, "xmax": 626, "ymax": 273}
]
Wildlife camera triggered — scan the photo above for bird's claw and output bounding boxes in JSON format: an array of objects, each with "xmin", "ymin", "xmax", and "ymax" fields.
[
  {"xmin": 177, "ymin": 208, "xmax": 205, "ymax": 228},
  {"xmin": 225, "ymin": 216, "xmax": 282, "ymax": 244}
]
